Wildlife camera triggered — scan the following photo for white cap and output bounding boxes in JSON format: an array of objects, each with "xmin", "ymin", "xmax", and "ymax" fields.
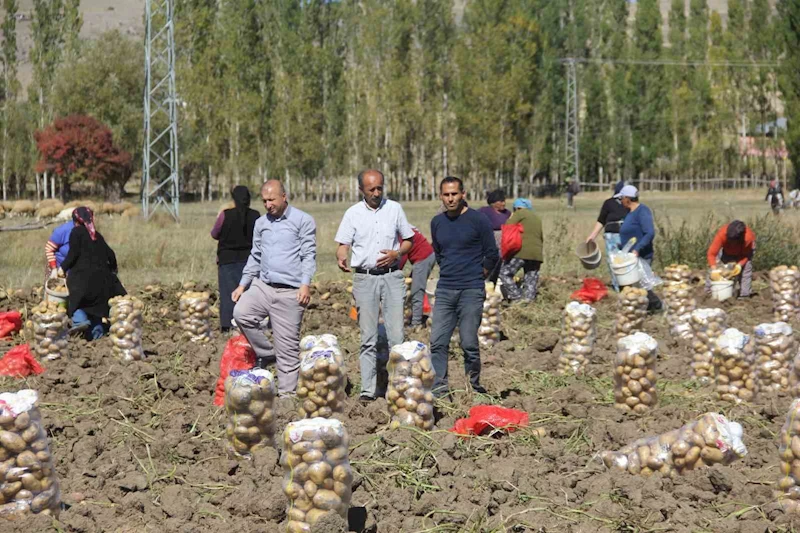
[{"xmin": 619, "ymin": 185, "xmax": 638, "ymax": 198}]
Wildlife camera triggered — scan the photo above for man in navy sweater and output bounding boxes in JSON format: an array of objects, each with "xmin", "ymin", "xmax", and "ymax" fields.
[{"xmin": 430, "ymin": 176, "xmax": 499, "ymax": 397}]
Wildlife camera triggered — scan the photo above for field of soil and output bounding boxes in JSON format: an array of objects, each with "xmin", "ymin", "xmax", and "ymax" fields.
[{"xmin": 0, "ymin": 273, "xmax": 798, "ymax": 532}]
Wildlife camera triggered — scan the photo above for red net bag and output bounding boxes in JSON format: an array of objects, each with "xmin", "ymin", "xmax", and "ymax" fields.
[{"xmin": 214, "ymin": 335, "xmax": 256, "ymax": 406}]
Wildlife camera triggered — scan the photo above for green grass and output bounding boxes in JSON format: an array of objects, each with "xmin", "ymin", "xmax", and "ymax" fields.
[{"xmin": 2, "ymin": 189, "xmax": 799, "ymax": 289}]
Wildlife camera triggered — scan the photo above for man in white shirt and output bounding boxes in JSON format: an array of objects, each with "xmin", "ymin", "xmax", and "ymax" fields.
[{"xmin": 335, "ymin": 169, "xmax": 414, "ymax": 401}]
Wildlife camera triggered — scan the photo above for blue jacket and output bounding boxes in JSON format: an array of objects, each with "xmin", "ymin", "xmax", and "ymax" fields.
[{"xmin": 619, "ymin": 204, "xmax": 655, "ymax": 260}]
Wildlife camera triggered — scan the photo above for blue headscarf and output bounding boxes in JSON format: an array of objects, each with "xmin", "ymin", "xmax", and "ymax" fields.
[
  {"xmin": 613, "ymin": 180, "xmax": 626, "ymax": 197},
  {"xmin": 512, "ymin": 198, "xmax": 532, "ymax": 210}
]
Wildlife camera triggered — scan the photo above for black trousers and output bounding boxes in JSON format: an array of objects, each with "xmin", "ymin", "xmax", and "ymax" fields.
[{"xmin": 218, "ymin": 261, "xmax": 246, "ymax": 329}]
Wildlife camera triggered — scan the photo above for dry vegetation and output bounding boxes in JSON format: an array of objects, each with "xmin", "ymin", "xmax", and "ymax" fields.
[{"xmin": 1, "ymin": 190, "xmax": 795, "ymax": 291}]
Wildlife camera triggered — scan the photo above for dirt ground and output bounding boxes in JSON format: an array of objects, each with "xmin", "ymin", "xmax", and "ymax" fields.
[{"xmin": 0, "ymin": 273, "xmax": 798, "ymax": 532}]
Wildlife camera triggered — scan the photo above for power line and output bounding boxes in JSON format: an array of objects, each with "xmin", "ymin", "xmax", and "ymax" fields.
[
  {"xmin": 560, "ymin": 56, "xmax": 781, "ymax": 181},
  {"xmin": 560, "ymin": 57, "xmax": 780, "ymax": 68}
]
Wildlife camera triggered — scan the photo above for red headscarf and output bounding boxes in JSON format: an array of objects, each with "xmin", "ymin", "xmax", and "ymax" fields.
[{"xmin": 72, "ymin": 207, "xmax": 97, "ymax": 241}]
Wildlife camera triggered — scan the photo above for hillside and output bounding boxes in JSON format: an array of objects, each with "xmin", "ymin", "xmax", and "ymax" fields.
[{"xmin": 0, "ymin": 0, "xmax": 144, "ymax": 91}]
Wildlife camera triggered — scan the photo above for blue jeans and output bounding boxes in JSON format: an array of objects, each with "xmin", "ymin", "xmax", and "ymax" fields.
[
  {"xmin": 72, "ymin": 309, "xmax": 105, "ymax": 340},
  {"xmin": 603, "ymin": 232, "xmax": 622, "ymax": 292},
  {"xmin": 429, "ymin": 287, "xmax": 485, "ymax": 397}
]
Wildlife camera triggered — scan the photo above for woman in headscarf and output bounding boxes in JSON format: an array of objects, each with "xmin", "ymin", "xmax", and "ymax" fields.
[
  {"xmin": 478, "ymin": 189, "xmax": 511, "ymax": 283},
  {"xmin": 59, "ymin": 207, "xmax": 126, "ymax": 340},
  {"xmin": 477, "ymin": 189, "xmax": 511, "ymax": 248},
  {"xmin": 499, "ymin": 198, "xmax": 543, "ymax": 302},
  {"xmin": 211, "ymin": 185, "xmax": 261, "ymax": 332},
  {"xmin": 585, "ymin": 180, "xmax": 629, "ymax": 291}
]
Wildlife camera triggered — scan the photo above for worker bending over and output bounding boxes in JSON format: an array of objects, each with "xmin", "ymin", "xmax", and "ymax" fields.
[{"xmin": 706, "ymin": 220, "xmax": 755, "ymax": 298}]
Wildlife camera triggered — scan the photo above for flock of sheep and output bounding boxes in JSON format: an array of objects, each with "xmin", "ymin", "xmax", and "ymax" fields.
[{"xmin": 0, "ymin": 199, "xmax": 140, "ymax": 221}]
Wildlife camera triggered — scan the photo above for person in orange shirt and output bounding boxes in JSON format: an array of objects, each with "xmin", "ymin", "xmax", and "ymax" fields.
[{"xmin": 706, "ymin": 220, "xmax": 755, "ymax": 298}]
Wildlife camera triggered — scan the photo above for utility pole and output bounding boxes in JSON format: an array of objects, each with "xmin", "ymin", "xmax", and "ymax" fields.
[
  {"xmin": 562, "ymin": 59, "xmax": 579, "ymax": 186},
  {"xmin": 142, "ymin": 0, "xmax": 180, "ymax": 221}
]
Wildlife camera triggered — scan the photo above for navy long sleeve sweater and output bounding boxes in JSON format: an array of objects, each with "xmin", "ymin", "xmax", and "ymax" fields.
[{"xmin": 431, "ymin": 208, "xmax": 499, "ymax": 290}]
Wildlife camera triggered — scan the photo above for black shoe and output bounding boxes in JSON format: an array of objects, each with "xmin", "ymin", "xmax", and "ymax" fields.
[
  {"xmin": 359, "ymin": 394, "xmax": 376, "ymax": 404},
  {"xmin": 255, "ymin": 356, "xmax": 272, "ymax": 370},
  {"xmin": 472, "ymin": 385, "xmax": 488, "ymax": 395}
]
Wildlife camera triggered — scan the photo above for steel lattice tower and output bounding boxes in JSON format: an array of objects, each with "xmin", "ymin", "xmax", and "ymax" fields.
[
  {"xmin": 563, "ymin": 59, "xmax": 579, "ymax": 184},
  {"xmin": 142, "ymin": 0, "xmax": 180, "ymax": 221}
]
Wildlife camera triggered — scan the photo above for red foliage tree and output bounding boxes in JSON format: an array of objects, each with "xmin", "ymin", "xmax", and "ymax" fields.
[{"xmin": 35, "ymin": 115, "xmax": 132, "ymax": 199}]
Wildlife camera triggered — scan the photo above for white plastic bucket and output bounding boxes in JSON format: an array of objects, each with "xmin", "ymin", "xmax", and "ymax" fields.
[
  {"xmin": 711, "ymin": 280, "xmax": 734, "ymax": 302},
  {"xmin": 612, "ymin": 255, "xmax": 641, "ymax": 287},
  {"xmin": 575, "ymin": 241, "xmax": 602, "ymax": 270},
  {"xmin": 44, "ymin": 279, "xmax": 68, "ymax": 305}
]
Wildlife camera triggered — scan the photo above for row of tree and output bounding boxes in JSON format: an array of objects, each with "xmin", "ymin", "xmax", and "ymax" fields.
[{"xmin": 1, "ymin": 0, "xmax": 800, "ymax": 202}]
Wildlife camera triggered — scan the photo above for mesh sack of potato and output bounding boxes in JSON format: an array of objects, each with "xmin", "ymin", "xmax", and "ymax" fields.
[
  {"xmin": 179, "ymin": 291, "xmax": 211, "ymax": 343},
  {"xmin": 300, "ymin": 334, "xmax": 340, "ymax": 356},
  {"xmin": 663, "ymin": 264, "xmax": 692, "ymax": 284},
  {"xmin": 776, "ymin": 398, "xmax": 800, "ymax": 513},
  {"xmin": 297, "ymin": 348, "xmax": 346, "ymax": 419},
  {"xmin": 0, "ymin": 390, "xmax": 61, "ymax": 518},
  {"xmin": 714, "ymin": 328, "xmax": 757, "ymax": 404},
  {"xmin": 749, "ymin": 321, "xmax": 795, "ymax": 392},
  {"xmin": 614, "ymin": 287, "xmax": 648, "ymax": 338},
  {"xmin": 224, "ymin": 368, "xmax": 276, "ymax": 459},
  {"xmin": 108, "ymin": 296, "xmax": 145, "ymax": 362},
  {"xmin": 557, "ymin": 302, "xmax": 596, "ymax": 376},
  {"xmin": 770, "ymin": 266, "xmax": 800, "ymax": 322},
  {"xmin": 689, "ymin": 308, "xmax": 727, "ymax": 383},
  {"xmin": 614, "ymin": 332, "xmax": 658, "ymax": 415},
  {"xmin": 662, "ymin": 282, "xmax": 696, "ymax": 340},
  {"xmin": 281, "ymin": 418, "xmax": 352, "ymax": 533},
  {"xmin": 601, "ymin": 412, "xmax": 747, "ymax": 477},
  {"xmin": 27, "ymin": 302, "xmax": 69, "ymax": 361},
  {"xmin": 386, "ymin": 341, "xmax": 435, "ymax": 430},
  {"xmin": 478, "ymin": 282, "xmax": 503, "ymax": 346}
]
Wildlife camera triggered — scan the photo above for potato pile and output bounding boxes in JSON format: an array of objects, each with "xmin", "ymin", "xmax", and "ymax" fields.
[
  {"xmin": 27, "ymin": 302, "xmax": 69, "ymax": 361},
  {"xmin": 689, "ymin": 308, "xmax": 727, "ymax": 383},
  {"xmin": 387, "ymin": 341, "xmax": 436, "ymax": 430},
  {"xmin": 614, "ymin": 287, "xmax": 648, "ymax": 338},
  {"xmin": 748, "ymin": 321, "xmax": 795, "ymax": 392},
  {"xmin": 281, "ymin": 418, "xmax": 352, "ymax": 532},
  {"xmin": 601, "ymin": 412, "xmax": 747, "ymax": 477},
  {"xmin": 770, "ymin": 266, "xmax": 800, "ymax": 322},
  {"xmin": 108, "ymin": 296, "xmax": 145, "ymax": 361},
  {"xmin": 777, "ymin": 398, "xmax": 800, "ymax": 513},
  {"xmin": 663, "ymin": 264, "xmax": 692, "ymax": 284},
  {"xmin": 613, "ymin": 332, "xmax": 658, "ymax": 415},
  {"xmin": 179, "ymin": 291, "xmax": 211, "ymax": 343},
  {"xmin": 478, "ymin": 282, "xmax": 503, "ymax": 346},
  {"xmin": 709, "ymin": 263, "xmax": 736, "ymax": 282},
  {"xmin": 297, "ymin": 347, "xmax": 346, "ymax": 419},
  {"xmin": 0, "ymin": 390, "xmax": 61, "ymax": 517},
  {"xmin": 662, "ymin": 282, "xmax": 696, "ymax": 340},
  {"xmin": 557, "ymin": 302, "xmax": 596, "ymax": 376},
  {"xmin": 714, "ymin": 328, "xmax": 757, "ymax": 404},
  {"xmin": 224, "ymin": 368, "xmax": 276, "ymax": 459}
]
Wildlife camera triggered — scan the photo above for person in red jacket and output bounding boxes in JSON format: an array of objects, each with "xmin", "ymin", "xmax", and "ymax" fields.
[
  {"xmin": 706, "ymin": 220, "xmax": 756, "ymax": 298},
  {"xmin": 398, "ymin": 227, "xmax": 435, "ymax": 327}
]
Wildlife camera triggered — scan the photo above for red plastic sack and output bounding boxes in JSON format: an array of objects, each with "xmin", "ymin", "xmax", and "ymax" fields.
[
  {"xmin": 500, "ymin": 223, "xmax": 524, "ymax": 261},
  {"xmin": 569, "ymin": 277, "xmax": 608, "ymax": 304},
  {"xmin": 0, "ymin": 311, "xmax": 22, "ymax": 338},
  {"xmin": 0, "ymin": 345, "xmax": 44, "ymax": 378},
  {"xmin": 450, "ymin": 405, "xmax": 529, "ymax": 436},
  {"xmin": 213, "ymin": 335, "xmax": 256, "ymax": 406},
  {"xmin": 423, "ymin": 294, "xmax": 432, "ymax": 315}
]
